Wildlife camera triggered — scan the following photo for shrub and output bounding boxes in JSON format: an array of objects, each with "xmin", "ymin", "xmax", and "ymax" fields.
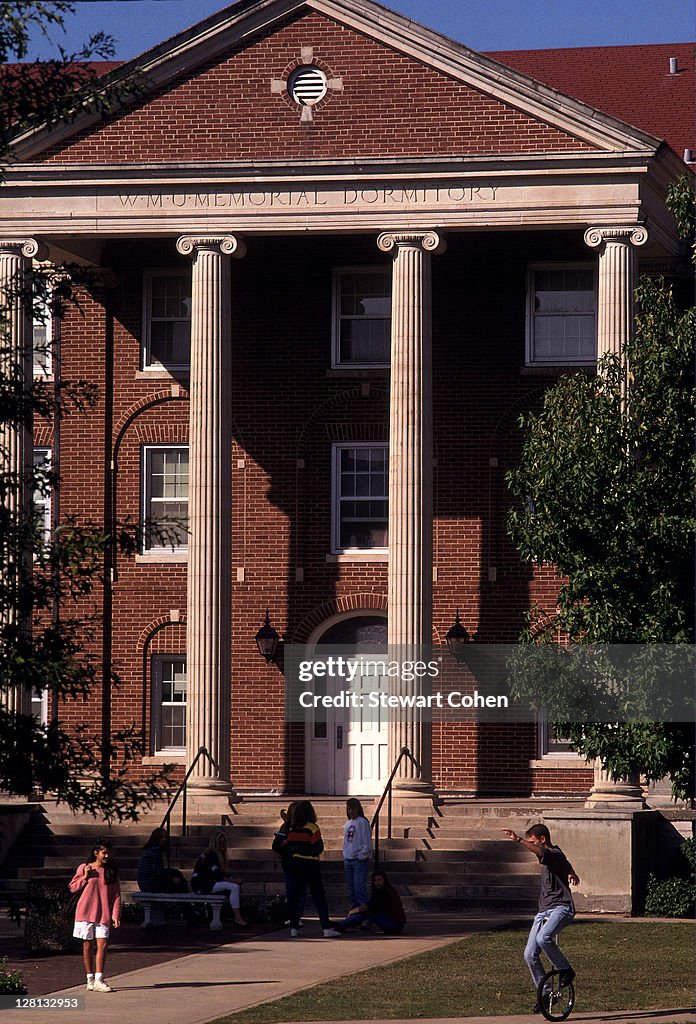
[
  {"xmin": 0, "ymin": 958, "xmax": 27, "ymax": 995},
  {"xmin": 644, "ymin": 838, "xmax": 696, "ymax": 918},
  {"xmin": 24, "ymin": 879, "xmax": 78, "ymax": 954},
  {"xmin": 644, "ymin": 875, "xmax": 695, "ymax": 918}
]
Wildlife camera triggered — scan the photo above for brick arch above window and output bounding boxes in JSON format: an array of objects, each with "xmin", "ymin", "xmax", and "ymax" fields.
[
  {"xmin": 34, "ymin": 426, "xmax": 53, "ymax": 446},
  {"xmin": 290, "ymin": 594, "xmax": 387, "ymax": 643},
  {"xmin": 138, "ymin": 614, "xmax": 187, "ymax": 654},
  {"xmin": 295, "ymin": 386, "xmax": 388, "ymax": 458},
  {"xmin": 113, "ymin": 391, "xmax": 189, "ymax": 443}
]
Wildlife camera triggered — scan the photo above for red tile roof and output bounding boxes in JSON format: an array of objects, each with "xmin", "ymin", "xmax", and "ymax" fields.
[{"xmin": 487, "ymin": 43, "xmax": 695, "ymax": 161}]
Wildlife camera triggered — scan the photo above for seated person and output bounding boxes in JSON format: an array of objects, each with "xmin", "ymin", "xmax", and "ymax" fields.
[
  {"xmin": 138, "ymin": 827, "xmax": 202, "ymax": 926},
  {"xmin": 335, "ymin": 870, "xmax": 405, "ymax": 935},
  {"xmin": 138, "ymin": 828, "xmax": 189, "ymax": 894},
  {"xmin": 191, "ymin": 830, "xmax": 247, "ymax": 926}
]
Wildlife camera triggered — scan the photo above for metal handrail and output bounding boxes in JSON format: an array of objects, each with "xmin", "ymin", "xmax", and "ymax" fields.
[
  {"xmin": 370, "ymin": 745, "xmax": 421, "ymax": 868},
  {"xmin": 159, "ymin": 745, "xmax": 218, "ymax": 862}
]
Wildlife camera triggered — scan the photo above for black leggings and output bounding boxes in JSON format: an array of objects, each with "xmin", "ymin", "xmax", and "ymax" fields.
[{"xmin": 287, "ymin": 861, "xmax": 330, "ymax": 929}]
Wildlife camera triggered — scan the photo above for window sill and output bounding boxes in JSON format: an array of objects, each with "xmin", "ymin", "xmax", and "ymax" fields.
[
  {"xmin": 326, "ymin": 367, "xmax": 389, "ymax": 378},
  {"xmin": 529, "ymin": 757, "xmax": 588, "ymax": 769},
  {"xmin": 326, "ymin": 551, "xmax": 388, "ymax": 563},
  {"xmin": 136, "ymin": 551, "xmax": 188, "ymax": 564},
  {"xmin": 142, "ymin": 755, "xmax": 187, "ymax": 766},
  {"xmin": 520, "ymin": 364, "xmax": 595, "ymax": 376},
  {"xmin": 33, "ymin": 374, "xmax": 55, "ymax": 383},
  {"xmin": 136, "ymin": 368, "xmax": 190, "ymax": 381}
]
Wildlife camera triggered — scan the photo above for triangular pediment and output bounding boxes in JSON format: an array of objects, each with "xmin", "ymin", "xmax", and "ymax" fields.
[{"xmin": 9, "ymin": 0, "xmax": 662, "ymax": 163}]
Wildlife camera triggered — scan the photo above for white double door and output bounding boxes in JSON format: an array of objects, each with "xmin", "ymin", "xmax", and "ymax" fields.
[{"xmin": 305, "ymin": 668, "xmax": 388, "ymax": 796}]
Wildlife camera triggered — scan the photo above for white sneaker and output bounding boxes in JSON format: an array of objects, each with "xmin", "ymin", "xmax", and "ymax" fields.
[
  {"xmin": 323, "ymin": 928, "xmax": 341, "ymax": 937},
  {"xmin": 86, "ymin": 978, "xmax": 94, "ymax": 991},
  {"xmin": 290, "ymin": 928, "xmax": 300, "ymax": 937},
  {"xmin": 93, "ymin": 979, "xmax": 113, "ymax": 993}
]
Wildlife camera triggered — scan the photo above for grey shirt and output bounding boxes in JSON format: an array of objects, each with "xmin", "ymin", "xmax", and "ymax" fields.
[{"xmin": 538, "ymin": 845, "xmax": 576, "ymax": 913}]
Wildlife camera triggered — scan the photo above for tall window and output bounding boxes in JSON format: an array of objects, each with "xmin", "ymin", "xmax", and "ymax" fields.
[
  {"xmin": 526, "ymin": 264, "xmax": 596, "ymax": 365},
  {"xmin": 33, "ymin": 296, "xmax": 52, "ymax": 377},
  {"xmin": 143, "ymin": 271, "xmax": 191, "ymax": 369},
  {"xmin": 332, "ymin": 268, "xmax": 391, "ymax": 366},
  {"xmin": 332, "ymin": 443, "xmax": 388, "ymax": 551},
  {"xmin": 33, "ymin": 447, "xmax": 51, "ymax": 546},
  {"xmin": 142, "ymin": 446, "xmax": 189, "ymax": 551},
  {"xmin": 152, "ymin": 656, "xmax": 187, "ymax": 753}
]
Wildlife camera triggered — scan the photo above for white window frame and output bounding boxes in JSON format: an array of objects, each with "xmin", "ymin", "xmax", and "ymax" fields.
[
  {"xmin": 32, "ymin": 688, "xmax": 48, "ymax": 726},
  {"xmin": 331, "ymin": 442, "xmax": 388, "ymax": 554},
  {"xmin": 331, "ymin": 267, "xmax": 391, "ymax": 368},
  {"xmin": 142, "ymin": 269, "xmax": 191, "ymax": 371},
  {"xmin": 33, "ymin": 296, "xmax": 53, "ymax": 377},
  {"xmin": 537, "ymin": 712, "xmax": 580, "ymax": 759},
  {"xmin": 33, "ymin": 447, "xmax": 52, "ymax": 548},
  {"xmin": 525, "ymin": 262, "xmax": 597, "ymax": 366},
  {"xmin": 141, "ymin": 444, "xmax": 189, "ymax": 553},
  {"xmin": 151, "ymin": 655, "xmax": 187, "ymax": 754}
]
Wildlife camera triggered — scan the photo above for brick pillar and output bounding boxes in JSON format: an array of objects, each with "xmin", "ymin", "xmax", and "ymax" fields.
[
  {"xmin": 0, "ymin": 239, "xmax": 39, "ymax": 718},
  {"xmin": 377, "ymin": 230, "xmax": 445, "ymax": 794},
  {"xmin": 176, "ymin": 235, "xmax": 245, "ymax": 802}
]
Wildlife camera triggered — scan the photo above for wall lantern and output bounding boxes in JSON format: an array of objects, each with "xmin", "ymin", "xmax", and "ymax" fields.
[
  {"xmin": 255, "ymin": 608, "xmax": 280, "ymax": 664},
  {"xmin": 445, "ymin": 608, "xmax": 471, "ymax": 663}
]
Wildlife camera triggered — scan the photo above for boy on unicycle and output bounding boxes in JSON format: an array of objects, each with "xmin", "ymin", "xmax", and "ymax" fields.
[{"xmin": 502, "ymin": 824, "xmax": 579, "ymax": 1014}]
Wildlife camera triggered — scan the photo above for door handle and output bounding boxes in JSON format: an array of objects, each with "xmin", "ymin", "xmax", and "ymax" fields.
[{"xmin": 336, "ymin": 725, "xmax": 343, "ymax": 749}]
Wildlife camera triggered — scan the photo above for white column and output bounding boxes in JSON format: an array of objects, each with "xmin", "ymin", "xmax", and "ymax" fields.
[
  {"xmin": 176, "ymin": 235, "xmax": 245, "ymax": 798},
  {"xmin": 583, "ymin": 224, "xmax": 647, "ymax": 810},
  {"xmin": 585, "ymin": 762, "xmax": 644, "ymax": 809},
  {"xmin": 377, "ymin": 230, "xmax": 445, "ymax": 794},
  {"xmin": 584, "ymin": 225, "xmax": 648, "ymax": 360},
  {"xmin": 0, "ymin": 239, "xmax": 40, "ymax": 718}
]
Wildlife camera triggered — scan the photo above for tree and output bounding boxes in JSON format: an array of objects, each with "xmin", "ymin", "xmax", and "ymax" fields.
[
  {"xmin": 507, "ymin": 176, "xmax": 695, "ymax": 801},
  {"xmin": 0, "ymin": 4, "xmax": 171, "ymax": 819}
]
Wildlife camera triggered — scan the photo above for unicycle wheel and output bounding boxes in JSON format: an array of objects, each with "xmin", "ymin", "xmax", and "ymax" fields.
[{"xmin": 537, "ymin": 968, "xmax": 575, "ymax": 1021}]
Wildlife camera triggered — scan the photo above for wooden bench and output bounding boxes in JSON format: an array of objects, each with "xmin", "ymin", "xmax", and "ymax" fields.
[{"xmin": 132, "ymin": 892, "xmax": 228, "ymax": 931}]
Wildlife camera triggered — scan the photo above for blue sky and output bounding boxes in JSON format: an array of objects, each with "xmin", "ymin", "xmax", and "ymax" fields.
[{"xmin": 26, "ymin": 0, "xmax": 694, "ymax": 61}]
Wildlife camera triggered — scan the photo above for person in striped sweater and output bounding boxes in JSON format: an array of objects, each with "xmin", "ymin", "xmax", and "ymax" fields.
[{"xmin": 281, "ymin": 801, "xmax": 340, "ymax": 938}]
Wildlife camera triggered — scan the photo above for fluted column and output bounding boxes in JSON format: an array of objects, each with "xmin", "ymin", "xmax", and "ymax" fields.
[
  {"xmin": 377, "ymin": 230, "xmax": 445, "ymax": 793},
  {"xmin": 585, "ymin": 762, "xmax": 644, "ymax": 809},
  {"xmin": 176, "ymin": 235, "xmax": 245, "ymax": 796},
  {"xmin": 583, "ymin": 224, "xmax": 648, "ymax": 810},
  {"xmin": 0, "ymin": 240, "xmax": 40, "ymax": 718},
  {"xmin": 584, "ymin": 225, "xmax": 648, "ymax": 361}
]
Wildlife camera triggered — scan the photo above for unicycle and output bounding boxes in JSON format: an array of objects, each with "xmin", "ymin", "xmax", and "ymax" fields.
[{"xmin": 537, "ymin": 968, "xmax": 575, "ymax": 1021}]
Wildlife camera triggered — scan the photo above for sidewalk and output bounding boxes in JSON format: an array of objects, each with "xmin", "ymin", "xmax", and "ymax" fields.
[{"xmin": 2, "ymin": 913, "xmax": 694, "ymax": 1024}]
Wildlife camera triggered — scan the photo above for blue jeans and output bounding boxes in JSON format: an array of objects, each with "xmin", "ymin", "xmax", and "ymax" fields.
[
  {"xmin": 344, "ymin": 859, "xmax": 370, "ymax": 907},
  {"xmin": 523, "ymin": 906, "xmax": 574, "ymax": 988}
]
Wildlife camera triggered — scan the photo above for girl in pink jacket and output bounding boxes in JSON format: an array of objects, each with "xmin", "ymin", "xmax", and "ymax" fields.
[{"xmin": 69, "ymin": 841, "xmax": 121, "ymax": 993}]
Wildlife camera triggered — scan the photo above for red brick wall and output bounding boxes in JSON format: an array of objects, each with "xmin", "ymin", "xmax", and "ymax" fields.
[
  {"xmin": 51, "ymin": 228, "xmax": 594, "ymax": 796},
  {"xmin": 39, "ymin": 11, "xmax": 594, "ymax": 164}
]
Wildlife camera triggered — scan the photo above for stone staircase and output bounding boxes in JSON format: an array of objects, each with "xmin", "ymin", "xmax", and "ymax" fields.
[{"xmin": 0, "ymin": 796, "xmax": 585, "ymax": 916}]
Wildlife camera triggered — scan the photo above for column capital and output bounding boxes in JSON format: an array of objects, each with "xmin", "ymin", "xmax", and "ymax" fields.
[
  {"xmin": 176, "ymin": 234, "xmax": 246, "ymax": 259},
  {"xmin": 377, "ymin": 230, "xmax": 446, "ymax": 256},
  {"xmin": 584, "ymin": 225, "xmax": 648, "ymax": 250},
  {"xmin": 0, "ymin": 238, "xmax": 47, "ymax": 260}
]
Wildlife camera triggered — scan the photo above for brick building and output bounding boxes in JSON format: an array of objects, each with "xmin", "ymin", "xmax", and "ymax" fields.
[{"xmin": 1, "ymin": 0, "xmax": 693, "ymax": 807}]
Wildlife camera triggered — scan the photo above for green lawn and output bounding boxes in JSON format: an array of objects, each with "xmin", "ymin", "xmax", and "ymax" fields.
[{"xmin": 211, "ymin": 921, "xmax": 695, "ymax": 1023}]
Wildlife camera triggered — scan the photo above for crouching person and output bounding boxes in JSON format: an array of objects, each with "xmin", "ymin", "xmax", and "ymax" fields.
[{"xmin": 335, "ymin": 870, "xmax": 405, "ymax": 935}]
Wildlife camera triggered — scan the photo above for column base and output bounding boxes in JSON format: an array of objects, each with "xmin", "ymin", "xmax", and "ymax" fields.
[
  {"xmin": 185, "ymin": 779, "xmax": 238, "ymax": 818},
  {"xmin": 585, "ymin": 762, "xmax": 645, "ymax": 810},
  {"xmin": 584, "ymin": 793, "xmax": 646, "ymax": 810}
]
